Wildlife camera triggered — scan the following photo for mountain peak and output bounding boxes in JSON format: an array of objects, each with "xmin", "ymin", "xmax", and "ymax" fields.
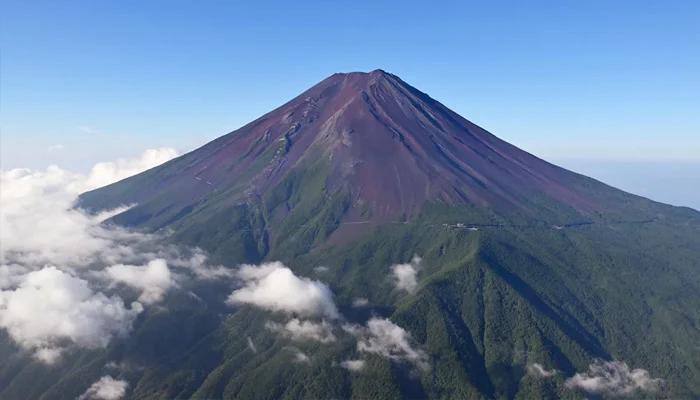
[
  {"xmin": 331, "ymin": 68, "xmax": 390, "ymax": 77},
  {"xmin": 321, "ymin": 69, "xmax": 397, "ymax": 91}
]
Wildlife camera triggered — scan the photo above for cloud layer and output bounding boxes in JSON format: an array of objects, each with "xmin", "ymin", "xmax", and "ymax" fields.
[
  {"xmin": 0, "ymin": 267, "xmax": 142, "ymax": 363},
  {"xmin": 0, "ymin": 148, "xmax": 178, "ymax": 267},
  {"xmin": 1, "ymin": 166, "xmax": 120, "ymax": 266},
  {"xmin": 0, "ymin": 148, "xmax": 182, "ymax": 362}
]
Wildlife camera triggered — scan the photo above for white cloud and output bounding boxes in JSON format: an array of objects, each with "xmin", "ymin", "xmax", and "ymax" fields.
[
  {"xmin": 227, "ymin": 262, "xmax": 339, "ymax": 319},
  {"xmin": 0, "ymin": 267, "xmax": 142, "ymax": 362},
  {"xmin": 565, "ymin": 359, "xmax": 663, "ymax": 397},
  {"xmin": 0, "ymin": 148, "xmax": 189, "ymax": 363},
  {"xmin": 313, "ymin": 266, "xmax": 329, "ymax": 273},
  {"xmin": 79, "ymin": 375, "xmax": 129, "ymax": 400},
  {"xmin": 34, "ymin": 347, "xmax": 63, "ymax": 364},
  {"xmin": 266, "ymin": 318, "xmax": 337, "ymax": 343},
  {"xmin": 352, "ymin": 297, "xmax": 369, "ymax": 307},
  {"xmin": 345, "ymin": 317, "xmax": 428, "ymax": 370},
  {"xmin": 292, "ymin": 349, "xmax": 310, "ymax": 363},
  {"xmin": 105, "ymin": 259, "xmax": 175, "ymax": 304},
  {"xmin": 171, "ymin": 252, "xmax": 235, "ymax": 280},
  {"xmin": 83, "ymin": 147, "xmax": 178, "ymax": 190},
  {"xmin": 0, "ymin": 148, "xmax": 178, "ymax": 267},
  {"xmin": 0, "ymin": 167, "xmax": 117, "ymax": 266},
  {"xmin": 527, "ymin": 363, "xmax": 557, "ymax": 378},
  {"xmin": 340, "ymin": 359, "xmax": 365, "ymax": 372},
  {"xmin": 391, "ymin": 255, "xmax": 421, "ymax": 294}
]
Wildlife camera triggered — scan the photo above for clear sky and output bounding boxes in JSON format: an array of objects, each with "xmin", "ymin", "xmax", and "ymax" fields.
[{"xmin": 1, "ymin": 1, "xmax": 699, "ymax": 207}]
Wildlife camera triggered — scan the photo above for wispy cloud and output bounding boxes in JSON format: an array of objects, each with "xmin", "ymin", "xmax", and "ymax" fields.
[
  {"xmin": 247, "ymin": 337, "xmax": 257, "ymax": 353},
  {"xmin": 351, "ymin": 297, "xmax": 369, "ymax": 307},
  {"xmin": 266, "ymin": 318, "xmax": 337, "ymax": 343},
  {"xmin": 78, "ymin": 126, "xmax": 102, "ymax": 135},
  {"xmin": 344, "ymin": 317, "xmax": 429, "ymax": 370},
  {"xmin": 526, "ymin": 362, "xmax": 557, "ymax": 378}
]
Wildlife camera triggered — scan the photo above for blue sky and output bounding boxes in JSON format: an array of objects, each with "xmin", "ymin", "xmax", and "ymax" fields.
[{"xmin": 1, "ymin": 1, "xmax": 698, "ymax": 208}]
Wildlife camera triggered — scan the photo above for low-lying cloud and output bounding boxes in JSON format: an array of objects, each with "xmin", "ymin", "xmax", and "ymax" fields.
[
  {"xmin": 345, "ymin": 317, "xmax": 428, "ymax": 370},
  {"xmin": 0, "ymin": 148, "xmax": 178, "ymax": 267},
  {"xmin": 228, "ymin": 263, "xmax": 431, "ymax": 370},
  {"xmin": 351, "ymin": 297, "xmax": 369, "ymax": 307},
  {"xmin": 1, "ymin": 146, "xmax": 435, "ymax": 377},
  {"xmin": 79, "ymin": 375, "xmax": 129, "ymax": 400},
  {"xmin": 391, "ymin": 255, "xmax": 422, "ymax": 294},
  {"xmin": 266, "ymin": 318, "xmax": 337, "ymax": 343},
  {"xmin": 1, "ymin": 167, "xmax": 121, "ymax": 267},
  {"xmin": 565, "ymin": 359, "xmax": 663, "ymax": 397},
  {"xmin": 227, "ymin": 262, "xmax": 339, "ymax": 319},
  {"xmin": 340, "ymin": 359, "xmax": 365, "ymax": 372},
  {"xmin": 287, "ymin": 347, "xmax": 310, "ymax": 364},
  {"xmin": 0, "ymin": 267, "xmax": 142, "ymax": 363},
  {"xmin": 0, "ymin": 148, "xmax": 201, "ymax": 363},
  {"xmin": 105, "ymin": 259, "xmax": 175, "ymax": 304}
]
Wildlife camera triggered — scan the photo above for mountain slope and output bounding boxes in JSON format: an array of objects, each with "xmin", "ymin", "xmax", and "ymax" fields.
[{"xmin": 5, "ymin": 70, "xmax": 698, "ymax": 399}]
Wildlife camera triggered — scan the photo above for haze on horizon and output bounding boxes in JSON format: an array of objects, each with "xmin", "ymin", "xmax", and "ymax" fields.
[{"xmin": 1, "ymin": 0, "xmax": 698, "ymax": 209}]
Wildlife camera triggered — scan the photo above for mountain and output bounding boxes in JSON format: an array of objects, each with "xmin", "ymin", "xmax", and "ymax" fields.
[
  {"xmin": 80, "ymin": 70, "xmax": 692, "ymax": 260},
  {"xmin": 5, "ymin": 70, "xmax": 700, "ymax": 399}
]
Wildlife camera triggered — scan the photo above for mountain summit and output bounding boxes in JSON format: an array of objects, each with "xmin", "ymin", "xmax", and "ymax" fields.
[
  {"xmin": 71, "ymin": 71, "xmax": 700, "ymax": 399},
  {"xmin": 83, "ymin": 70, "xmax": 609, "ymax": 219}
]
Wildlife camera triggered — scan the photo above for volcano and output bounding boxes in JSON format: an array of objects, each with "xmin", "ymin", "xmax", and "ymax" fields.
[
  {"xmin": 12, "ymin": 70, "xmax": 699, "ymax": 399},
  {"xmin": 80, "ymin": 70, "xmax": 681, "ymax": 259}
]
